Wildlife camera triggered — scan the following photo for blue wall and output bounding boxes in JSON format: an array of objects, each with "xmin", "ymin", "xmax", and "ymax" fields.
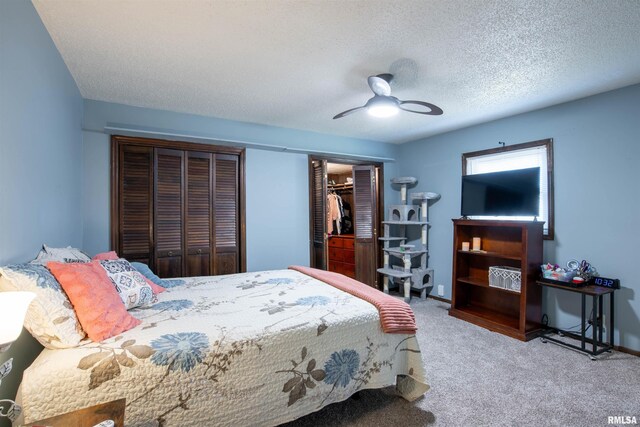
[
  {"xmin": 0, "ymin": 0, "xmax": 83, "ymax": 421},
  {"xmin": 81, "ymin": 100, "xmax": 400, "ymax": 270},
  {"xmin": 245, "ymin": 149, "xmax": 310, "ymax": 270},
  {"xmin": 0, "ymin": 1, "xmax": 83, "ymax": 263},
  {"xmin": 81, "ymin": 130, "xmax": 110, "ymax": 256},
  {"xmin": 398, "ymin": 84, "xmax": 640, "ymax": 351}
]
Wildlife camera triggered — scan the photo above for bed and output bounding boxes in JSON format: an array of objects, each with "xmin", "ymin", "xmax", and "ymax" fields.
[{"xmin": 17, "ymin": 268, "xmax": 428, "ymax": 426}]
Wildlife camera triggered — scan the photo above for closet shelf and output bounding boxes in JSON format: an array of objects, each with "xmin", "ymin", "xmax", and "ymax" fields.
[{"xmin": 328, "ymin": 183, "xmax": 353, "ymax": 190}]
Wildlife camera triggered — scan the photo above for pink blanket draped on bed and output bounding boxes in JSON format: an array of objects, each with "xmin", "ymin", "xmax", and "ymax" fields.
[{"xmin": 289, "ymin": 265, "xmax": 417, "ymax": 334}]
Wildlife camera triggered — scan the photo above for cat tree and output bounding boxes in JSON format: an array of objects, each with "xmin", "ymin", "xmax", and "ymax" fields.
[{"xmin": 377, "ymin": 177, "xmax": 440, "ymax": 302}]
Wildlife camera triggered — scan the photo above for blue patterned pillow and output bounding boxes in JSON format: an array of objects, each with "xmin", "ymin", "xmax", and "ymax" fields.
[
  {"xmin": 130, "ymin": 262, "xmax": 185, "ymax": 288},
  {"xmin": 161, "ymin": 278, "xmax": 186, "ymax": 288},
  {"xmin": 98, "ymin": 259, "xmax": 155, "ymax": 309},
  {"xmin": 131, "ymin": 262, "xmax": 163, "ymax": 286}
]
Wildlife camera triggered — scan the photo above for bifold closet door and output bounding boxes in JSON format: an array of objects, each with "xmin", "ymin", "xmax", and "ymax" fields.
[
  {"xmin": 185, "ymin": 152, "xmax": 213, "ymax": 277},
  {"xmin": 353, "ymin": 165, "xmax": 378, "ymax": 288},
  {"xmin": 309, "ymin": 160, "xmax": 328, "ymax": 270},
  {"xmin": 154, "ymin": 148, "xmax": 185, "ymax": 278},
  {"xmin": 214, "ymin": 154, "xmax": 241, "ymax": 275},
  {"xmin": 113, "ymin": 135, "xmax": 245, "ymax": 279},
  {"xmin": 117, "ymin": 145, "xmax": 154, "ymax": 265}
]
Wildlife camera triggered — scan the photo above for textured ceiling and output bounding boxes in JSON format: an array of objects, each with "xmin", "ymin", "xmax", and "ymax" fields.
[{"xmin": 33, "ymin": 0, "xmax": 640, "ymax": 144}]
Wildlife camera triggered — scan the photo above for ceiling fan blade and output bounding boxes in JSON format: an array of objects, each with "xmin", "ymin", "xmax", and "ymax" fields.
[
  {"xmin": 398, "ymin": 100, "xmax": 444, "ymax": 115},
  {"xmin": 367, "ymin": 74, "xmax": 392, "ymax": 96},
  {"xmin": 332, "ymin": 105, "xmax": 366, "ymax": 119}
]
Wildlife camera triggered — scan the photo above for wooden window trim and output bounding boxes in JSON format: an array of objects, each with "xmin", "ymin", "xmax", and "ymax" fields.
[{"xmin": 461, "ymin": 138, "xmax": 554, "ymax": 240}]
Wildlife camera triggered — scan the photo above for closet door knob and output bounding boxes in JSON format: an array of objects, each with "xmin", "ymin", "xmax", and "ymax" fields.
[
  {"xmin": 197, "ymin": 249, "xmax": 202, "ymax": 254},
  {"xmin": 168, "ymin": 251, "xmax": 174, "ymax": 257}
]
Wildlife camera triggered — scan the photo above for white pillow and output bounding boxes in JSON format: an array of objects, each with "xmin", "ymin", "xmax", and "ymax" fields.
[
  {"xmin": 0, "ymin": 264, "xmax": 86, "ymax": 348},
  {"xmin": 98, "ymin": 259, "xmax": 156, "ymax": 309},
  {"xmin": 31, "ymin": 245, "xmax": 91, "ymax": 265}
]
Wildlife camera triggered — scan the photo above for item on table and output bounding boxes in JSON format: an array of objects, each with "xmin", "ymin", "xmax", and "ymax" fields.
[
  {"xmin": 461, "ymin": 242, "xmax": 470, "ymax": 251},
  {"xmin": 572, "ymin": 277, "xmax": 585, "ymax": 284},
  {"xmin": 566, "ymin": 258, "xmax": 598, "ymax": 280},
  {"xmin": 472, "ymin": 237, "xmax": 481, "ymax": 251},
  {"xmin": 540, "ymin": 263, "xmax": 576, "ymax": 282}
]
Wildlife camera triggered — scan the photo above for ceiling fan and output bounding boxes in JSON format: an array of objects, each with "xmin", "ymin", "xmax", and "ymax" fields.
[{"xmin": 333, "ymin": 73, "xmax": 443, "ymax": 119}]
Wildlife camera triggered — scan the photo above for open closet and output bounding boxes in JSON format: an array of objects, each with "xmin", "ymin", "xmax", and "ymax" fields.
[{"xmin": 309, "ymin": 158, "xmax": 383, "ymax": 289}]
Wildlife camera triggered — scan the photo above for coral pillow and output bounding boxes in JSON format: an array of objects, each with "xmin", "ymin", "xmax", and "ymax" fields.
[
  {"xmin": 131, "ymin": 262, "xmax": 162, "ymax": 285},
  {"xmin": 131, "ymin": 262, "xmax": 167, "ymax": 294},
  {"xmin": 92, "ymin": 251, "xmax": 119, "ymax": 261},
  {"xmin": 147, "ymin": 279, "xmax": 166, "ymax": 295},
  {"xmin": 47, "ymin": 261, "xmax": 141, "ymax": 342}
]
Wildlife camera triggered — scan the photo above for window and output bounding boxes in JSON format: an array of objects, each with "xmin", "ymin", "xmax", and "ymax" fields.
[{"xmin": 462, "ymin": 139, "xmax": 554, "ymax": 239}]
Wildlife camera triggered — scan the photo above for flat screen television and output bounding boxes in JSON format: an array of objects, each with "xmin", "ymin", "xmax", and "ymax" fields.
[{"xmin": 461, "ymin": 167, "xmax": 540, "ymax": 217}]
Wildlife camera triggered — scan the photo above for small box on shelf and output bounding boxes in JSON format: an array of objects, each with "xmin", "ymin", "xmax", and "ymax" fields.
[{"xmin": 488, "ymin": 266, "xmax": 521, "ymax": 293}]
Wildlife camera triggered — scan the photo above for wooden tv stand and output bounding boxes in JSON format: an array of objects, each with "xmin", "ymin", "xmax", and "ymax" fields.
[{"xmin": 449, "ymin": 219, "xmax": 543, "ymax": 341}]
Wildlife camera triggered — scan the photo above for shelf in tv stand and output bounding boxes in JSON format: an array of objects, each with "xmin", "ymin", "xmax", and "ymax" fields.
[
  {"xmin": 450, "ymin": 305, "xmax": 520, "ymax": 331},
  {"xmin": 456, "ymin": 250, "xmax": 521, "ymax": 261},
  {"xmin": 456, "ymin": 277, "xmax": 521, "ymax": 295}
]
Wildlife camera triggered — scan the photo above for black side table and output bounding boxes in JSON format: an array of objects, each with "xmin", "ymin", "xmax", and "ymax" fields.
[{"xmin": 536, "ymin": 280, "xmax": 615, "ymax": 360}]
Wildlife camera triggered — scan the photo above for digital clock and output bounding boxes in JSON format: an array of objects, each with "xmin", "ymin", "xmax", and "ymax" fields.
[{"xmin": 592, "ymin": 277, "xmax": 620, "ymax": 289}]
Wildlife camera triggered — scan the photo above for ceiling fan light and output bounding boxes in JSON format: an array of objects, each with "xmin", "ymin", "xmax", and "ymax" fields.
[
  {"xmin": 367, "ymin": 104, "xmax": 399, "ymax": 118},
  {"xmin": 366, "ymin": 97, "xmax": 399, "ymax": 118}
]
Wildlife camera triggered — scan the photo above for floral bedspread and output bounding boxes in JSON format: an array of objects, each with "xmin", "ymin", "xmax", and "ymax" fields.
[{"xmin": 18, "ymin": 269, "xmax": 429, "ymax": 426}]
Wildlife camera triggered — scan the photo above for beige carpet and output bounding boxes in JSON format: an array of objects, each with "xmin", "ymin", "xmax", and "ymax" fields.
[{"xmin": 283, "ymin": 299, "xmax": 640, "ymax": 427}]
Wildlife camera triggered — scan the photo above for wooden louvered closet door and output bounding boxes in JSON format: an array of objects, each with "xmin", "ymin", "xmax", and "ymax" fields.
[
  {"xmin": 353, "ymin": 165, "xmax": 378, "ymax": 287},
  {"xmin": 214, "ymin": 154, "xmax": 241, "ymax": 275},
  {"xmin": 112, "ymin": 136, "xmax": 245, "ymax": 279},
  {"xmin": 185, "ymin": 152, "xmax": 213, "ymax": 276},
  {"xmin": 117, "ymin": 145, "xmax": 153, "ymax": 265},
  {"xmin": 309, "ymin": 160, "xmax": 328, "ymax": 270},
  {"xmin": 154, "ymin": 148, "xmax": 184, "ymax": 278}
]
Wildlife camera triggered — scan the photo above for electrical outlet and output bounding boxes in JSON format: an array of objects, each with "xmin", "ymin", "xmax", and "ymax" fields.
[{"xmin": 437, "ymin": 285, "xmax": 444, "ymax": 297}]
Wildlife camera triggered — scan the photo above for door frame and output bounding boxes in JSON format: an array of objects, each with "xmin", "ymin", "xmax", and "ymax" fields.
[{"xmin": 307, "ymin": 155, "xmax": 385, "ymax": 287}]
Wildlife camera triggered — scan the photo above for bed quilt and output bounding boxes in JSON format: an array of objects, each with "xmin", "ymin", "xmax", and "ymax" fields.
[{"xmin": 18, "ymin": 269, "xmax": 428, "ymax": 426}]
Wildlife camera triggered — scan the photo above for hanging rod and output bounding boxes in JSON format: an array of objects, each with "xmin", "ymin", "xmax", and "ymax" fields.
[{"xmin": 328, "ymin": 183, "xmax": 353, "ymax": 190}]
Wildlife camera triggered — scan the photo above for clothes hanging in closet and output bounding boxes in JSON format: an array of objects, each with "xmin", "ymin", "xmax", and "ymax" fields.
[
  {"xmin": 327, "ymin": 193, "xmax": 343, "ymax": 235},
  {"xmin": 340, "ymin": 200, "xmax": 353, "ymax": 234}
]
